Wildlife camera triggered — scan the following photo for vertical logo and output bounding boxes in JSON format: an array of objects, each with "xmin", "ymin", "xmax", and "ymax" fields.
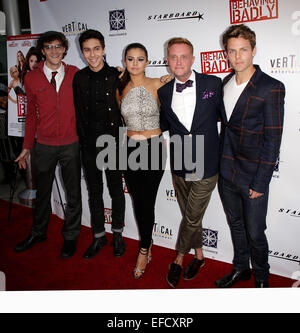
[
  {"xmin": 229, "ymin": 0, "xmax": 278, "ymax": 24},
  {"xmin": 62, "ymin": 20, "xmax": 88, "ymax": 35},
  {"xmin": 153, "ymin": 222, "xmax": 173, "ymax": 240},
  {"xmin": 165, "ymin": 188, "xmax": 177, "ymax": 201},
  {"xmin": 269, "ymin": 54, "xmax": 300, "ymax": 74},
  {"xmin": 201, "ymin": 50, "xmax": 232, "ymax": 74}
]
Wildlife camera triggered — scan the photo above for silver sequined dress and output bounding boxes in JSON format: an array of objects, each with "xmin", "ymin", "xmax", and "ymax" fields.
[{"xmin": 121, "ymin": 86, "xmax": 160, "ymax": 131}]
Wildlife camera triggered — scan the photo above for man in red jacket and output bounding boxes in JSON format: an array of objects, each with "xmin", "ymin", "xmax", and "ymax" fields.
[{"xmin": 14, "ymin": 31, "xmax": 82, "ymax": 258}]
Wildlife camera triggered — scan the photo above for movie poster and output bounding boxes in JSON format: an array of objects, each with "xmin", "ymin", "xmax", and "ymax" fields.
[{"xmin": 6, "ymin": 34, "xmax": 41, "ymax": 137}]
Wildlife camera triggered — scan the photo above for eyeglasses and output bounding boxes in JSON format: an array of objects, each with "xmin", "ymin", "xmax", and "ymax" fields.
[{"xmin": 43, "ymin": 44, "xmax": 63, "ymax": 50}]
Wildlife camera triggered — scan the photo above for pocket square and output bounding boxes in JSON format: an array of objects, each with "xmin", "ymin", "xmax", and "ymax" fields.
[{"xmin": 202, "ymin": 90, "xmax": 215, "ymax": 100}]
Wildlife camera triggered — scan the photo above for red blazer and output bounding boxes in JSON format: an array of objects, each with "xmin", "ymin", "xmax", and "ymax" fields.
[{"xmin": 23, "ymin": 61, "xmax": 79, "ymax": 150}]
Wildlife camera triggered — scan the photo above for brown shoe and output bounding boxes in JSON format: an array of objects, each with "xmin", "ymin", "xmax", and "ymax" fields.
[
  {"xmin": 166, "ymin": 262, "xmax": 182, "ymax": 288},
  {"xmin": 182, "ymin": 257, "xmax": 205, "ymax": 280}
]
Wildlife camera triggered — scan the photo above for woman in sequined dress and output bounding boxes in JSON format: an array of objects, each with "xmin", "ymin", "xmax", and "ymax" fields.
[{"xmin": 117, "ymin": 43, "xmax": 167, "ymax": 279}]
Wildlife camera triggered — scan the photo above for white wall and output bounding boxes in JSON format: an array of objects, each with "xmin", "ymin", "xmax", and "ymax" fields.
[{"xmin": 28, "ymin": 0, "xmax": 300, "ymax": 280}]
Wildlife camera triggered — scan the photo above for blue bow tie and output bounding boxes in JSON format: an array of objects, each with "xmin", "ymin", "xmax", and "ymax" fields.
[{"xmin": 176, "ymin": 79, "xmax": 193, "ymax": 93}]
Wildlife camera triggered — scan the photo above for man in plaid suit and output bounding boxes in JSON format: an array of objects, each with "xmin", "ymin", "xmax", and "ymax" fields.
[{"xmin": 215, "ymin": 24, "xmax": 285, "ymax": 288}]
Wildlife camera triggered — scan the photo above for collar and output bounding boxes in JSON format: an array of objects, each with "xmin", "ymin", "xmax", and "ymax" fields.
[
  {"xmin": 174, "ymin": 70, "xmax": 195, "ymax": 85},
  {"xmin": 87, "ymin": 61, "xmax": 109, "ymax": 76},
  {"xmin": 43, "ymin": 62, "xmax": 64, "ymax": 76},
  {"xmin": 225, "ymin": 64, "xmax": 261, "ymax": 88}
]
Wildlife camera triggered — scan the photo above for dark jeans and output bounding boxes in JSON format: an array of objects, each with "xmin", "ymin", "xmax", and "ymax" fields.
[
  {"xmin": 124, "ymin": 135, "xmax": 166, "ymax": 249},
  {"xmin": 32, "ymin": 141, "xmax": 82, "ymax": 240},
  {"xmin": 218, "ymin": 176, "xmax": 270, "ymax": 281},
  {"xmin": 81, "ymin": 147, "xmax": 125, "ymax": 237}
]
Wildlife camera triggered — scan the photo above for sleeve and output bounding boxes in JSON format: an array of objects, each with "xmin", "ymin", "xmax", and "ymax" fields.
[
  {"xmin": 22, "ymin": 75, "xmax": 37, "ymax": 150},
  {"xmin": 73, "ymin": 72, "xmax": 87, "ymax": 148},
  {"xmin": 215, "ymin": 77, "xmax": 226, "ymax": 122},
  {"xmin": 250, "ymin": 81, "xmax": 285, "ymax": 193},
  {"xmin": 158, "ymin": 88, "xmax": 170, "ymax": 132}
]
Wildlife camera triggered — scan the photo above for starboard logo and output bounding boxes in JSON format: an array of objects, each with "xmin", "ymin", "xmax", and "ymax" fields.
[
  {"xmin": 278, "ymin": 208, "xmax": 300, "ymax": 218},
  {"xmin": 153, "ymin": 222, "xmax": 173, "ymax": 240},
  {"xmin": 201, "ymin": 50, "xmax": 232, "ymax": 74},
  {"xmin": 229, "ymin": 0, "xmax": 278, "ymax": 24},
  {"xmin": 62, "ymin": 20, "xmax": 88, "ymax": 35},
  {"xmin": 269, "ymin": 250, "xmax": 300, "ymax": 264},
  {"xmin": 148, "ymin": 11, "xmax": 204, "ymax": 22},
  {"xmin": 148, "ymin": 59, "xmax": 168, "ymax": 67},
  {"xmin": 269, "ymin": 54, "xmax": 300, "ymax": 74},
  {"xmin": 109, "ymin": 9, "xmax": 127, "ymax": 37}
]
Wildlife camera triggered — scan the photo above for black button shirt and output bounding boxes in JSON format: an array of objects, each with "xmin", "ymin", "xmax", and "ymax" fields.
[{"xmin": 88, "ymin": 66, "xmax": 109, "ymax": 123}]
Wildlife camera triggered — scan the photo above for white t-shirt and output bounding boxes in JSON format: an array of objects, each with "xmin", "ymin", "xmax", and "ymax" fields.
[{"xmin": 223, "ymin": 74, "xmax": 248, "ymax": 121}]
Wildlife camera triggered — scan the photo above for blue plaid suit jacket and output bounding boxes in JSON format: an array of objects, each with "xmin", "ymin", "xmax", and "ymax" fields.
[{"xmin": 220, "ymin": 65, "xmax": 285, "ymax": 193}]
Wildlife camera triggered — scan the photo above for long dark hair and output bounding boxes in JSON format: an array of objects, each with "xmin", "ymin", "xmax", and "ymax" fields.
[
  {"xmin": 20, "ymin": 47, "xmax": 42, "ymax": 85},
  {"xmin": 118, "ymin": 42, "xmax": 148, "ymax": 94}
]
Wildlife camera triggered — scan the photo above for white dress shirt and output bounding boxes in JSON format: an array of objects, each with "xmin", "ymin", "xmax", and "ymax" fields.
[
  {"xmin": 171, "ymin": 71, "xmax": 196, "ymax": 132},
  {"xmin": 43, "ymin": 62, "xmax": 65, "ymax": 92}
]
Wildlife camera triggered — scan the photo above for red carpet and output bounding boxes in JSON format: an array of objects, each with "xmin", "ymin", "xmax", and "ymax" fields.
[{"xmin": 0, "ymin": 199, "xmax": 296, "ymax": 291}]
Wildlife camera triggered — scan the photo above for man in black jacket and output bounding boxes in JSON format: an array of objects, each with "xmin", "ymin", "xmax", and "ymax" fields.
[{"xmin": 73, "ymin": 29, "xmax": 125, "ymax": 259}]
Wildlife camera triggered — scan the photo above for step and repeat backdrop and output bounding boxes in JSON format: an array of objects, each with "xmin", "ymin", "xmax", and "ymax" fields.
[{"xmin": 16, "ymin": 0, "xmax": 300, "ymax": 280}]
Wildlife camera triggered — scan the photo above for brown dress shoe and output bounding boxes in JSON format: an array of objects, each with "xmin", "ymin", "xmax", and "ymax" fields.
[{"xmin": 182, "ymin": 257, "xmax": 205, "ymax": 280}]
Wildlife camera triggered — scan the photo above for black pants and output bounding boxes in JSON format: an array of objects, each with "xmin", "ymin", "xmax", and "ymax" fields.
[
  {"xmin": 124, "ymin": 135, "xmax": 166, "ymax": 249},
  {"xmin": 218, "ymin": 176, "xmax": 270, "ymax": 281},
  {"xmin": 31, "ymin": 141, "xmax": 82, "ymax": 240},
  {"xmin": 81, "ymin": 147, "xmax": 125, "ymax": 237}
]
